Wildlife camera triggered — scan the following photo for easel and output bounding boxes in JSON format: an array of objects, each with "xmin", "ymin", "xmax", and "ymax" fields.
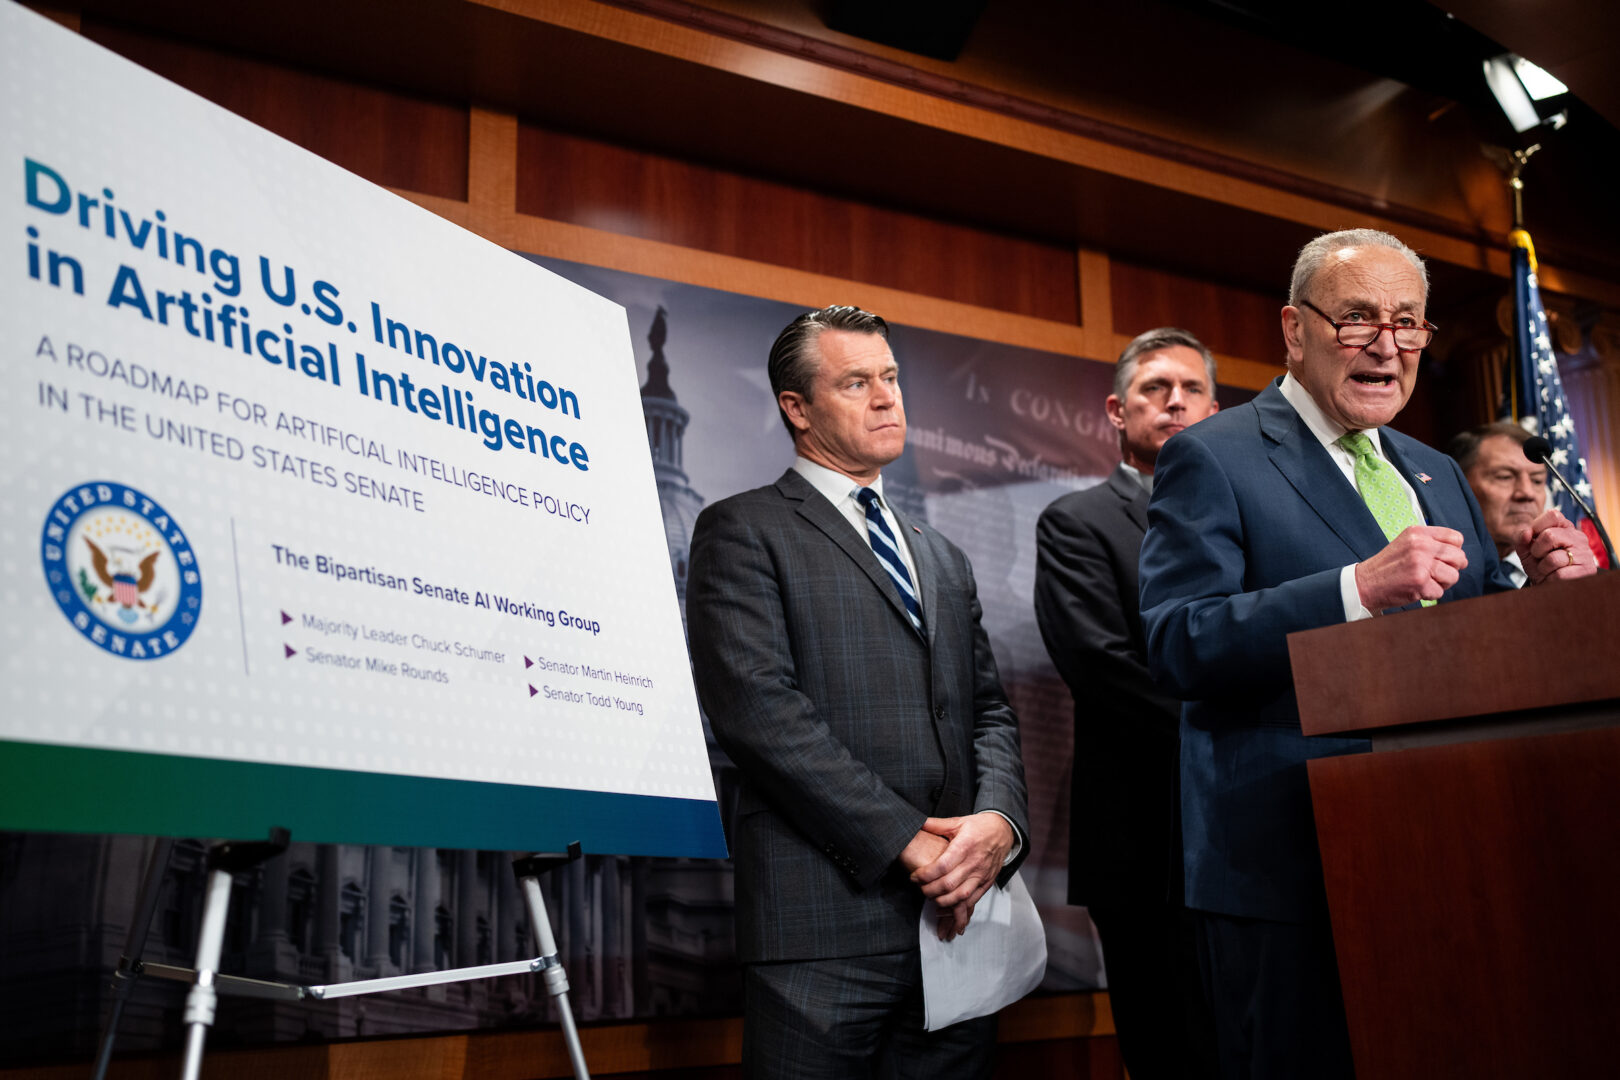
[{"xmin": 93, "ymin": 832, "xmax": 590, "ymax": 1080}]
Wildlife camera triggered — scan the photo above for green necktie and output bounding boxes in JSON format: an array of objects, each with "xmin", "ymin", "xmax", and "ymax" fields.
[{"xmin": 1337, "ymin": 431, "xmax": 1433, "ymax": 607}]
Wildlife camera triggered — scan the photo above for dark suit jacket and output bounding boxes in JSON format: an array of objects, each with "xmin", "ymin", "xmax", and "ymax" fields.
[
  {"xmin": 1034, "ymin": 464, "xmax": 1181, "ymax": 908},
  {"xmin": 1140, "ymin": 380, "xmax": 1511, "ymax": 923},
  {"xmin": 687, "ymin": 468, "xmax": 1030, "ymax": 963}
]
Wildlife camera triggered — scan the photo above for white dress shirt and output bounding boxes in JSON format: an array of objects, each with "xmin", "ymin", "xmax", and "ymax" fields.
[
  {"xmin": 792, "ymin": 456, "xmax": 921, "ymax": 602},
  {"xmin": 1277, "ymin": 374, "xmax": 1427, "ymax": 622}
]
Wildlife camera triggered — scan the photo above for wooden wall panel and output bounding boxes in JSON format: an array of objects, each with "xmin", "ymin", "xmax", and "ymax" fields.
[
  {"xmin": 80, "ymin": 19, "xmax": 468, "ymax": 201},
  {"xmin": 517, "ymin": 124, "xmax": 1079, "ymax": 324},
  {"xmin": 1109, "ymin": 258, "xmax": 1283, "ymax": 366}
]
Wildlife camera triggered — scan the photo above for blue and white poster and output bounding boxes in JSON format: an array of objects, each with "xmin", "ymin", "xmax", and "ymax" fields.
[{"xmin": 0, "ymin": 2, "xmax": 723, "ymax": 858}]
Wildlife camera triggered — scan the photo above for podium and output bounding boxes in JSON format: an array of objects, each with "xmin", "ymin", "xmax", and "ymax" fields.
[{"xmin": 1287, "ymin": 573, "xmax": 1620, "ymax": 1078}]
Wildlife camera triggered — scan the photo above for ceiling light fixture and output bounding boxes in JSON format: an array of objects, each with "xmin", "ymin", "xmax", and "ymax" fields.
[{"xmin": 1483, "ymin": 54, "xmax": 1570, "ymax": 134}]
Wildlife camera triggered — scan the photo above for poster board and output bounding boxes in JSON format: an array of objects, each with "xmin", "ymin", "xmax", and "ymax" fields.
[{"xmin": 0, "ymin": 2, "xmax": 725, "ymax": 857}]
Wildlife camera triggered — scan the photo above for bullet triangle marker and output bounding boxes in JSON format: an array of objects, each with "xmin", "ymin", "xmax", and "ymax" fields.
[
  {"xmin": 528, "ymin": 684, "xmax": 538, "ymax": 697},
  {"xmin": 281, "ymin": 610, "xmax": 293, "ymax": 625},
  {"xmin": 285, "ymin": 644, "xmax": 297, "ymax": 659},
  {"xmin": 524, "ymin": 656, "xmax": 533, "ymax": 668}
]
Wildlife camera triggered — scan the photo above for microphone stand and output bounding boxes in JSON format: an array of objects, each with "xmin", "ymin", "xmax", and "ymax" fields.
[{"xmin": 1529, "ymin": 440, "xmax": 1617, "ymax": 569}]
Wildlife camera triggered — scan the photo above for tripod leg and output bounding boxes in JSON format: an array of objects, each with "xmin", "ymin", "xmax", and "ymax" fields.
[
  {"xmin": 92, "ymin": 836, "xmax": 175, "ymax": 1080},
  {"xmin": 178, "ymin": 864, "xmax": 234, "ymax": 1080},
  {"xmin": 519, "ymin": 874, "xmax": 590, "ymax": 1080}
]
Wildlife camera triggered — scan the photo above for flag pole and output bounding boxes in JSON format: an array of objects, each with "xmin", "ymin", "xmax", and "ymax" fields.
[
  {"xmin": 1506, "ymin": 142, "xmax": 1540, "ymax": 231},
  {"xmin": 1500, "ymin": 143, "xmax": 1540, "ymax": 423}
]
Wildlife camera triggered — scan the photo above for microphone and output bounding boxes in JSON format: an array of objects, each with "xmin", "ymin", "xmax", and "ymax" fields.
[{"xmin": 1524, "ymin": 435, "xmax": 1616, "ymax": 568}]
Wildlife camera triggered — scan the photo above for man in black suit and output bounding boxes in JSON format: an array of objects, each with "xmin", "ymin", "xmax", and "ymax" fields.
[
  {"xmin": 686, "ymin": 305, "xmax": 1030, "ymax": 1079},
  {"xmin": 1033, "ymin": 327, "xmax": 1220, "ymax": 1079}
]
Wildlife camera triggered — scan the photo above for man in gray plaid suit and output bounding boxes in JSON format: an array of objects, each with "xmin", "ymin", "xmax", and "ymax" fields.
[{"xmin": 687, "ymin": 305, "xmax": 1030, "ymax": 1078}]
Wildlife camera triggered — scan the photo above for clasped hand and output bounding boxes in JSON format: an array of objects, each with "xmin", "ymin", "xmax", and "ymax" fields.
[
  {"xmin": 898, "ymin": 812, "xmax": 1013, "ymax": 942},
  {"xmin": 1514, "ymin": 509, "xmax": 1598, "ymax": 584}
]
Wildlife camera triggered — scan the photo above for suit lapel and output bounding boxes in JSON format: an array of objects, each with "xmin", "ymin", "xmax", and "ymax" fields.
[
  {"xmin": 1106, "ymin": 464, "xmax": 1149, "ymax": 534},
  {"xmin": 775, "ymin": 470, "xmax": 924, "ymax": 638},
  {"xmin": 1379, "ymin": 434, "xmax": 1438, "ymax": 525},
  {"xmin": 1256, "ymin": 383, "xmax": 1389, "ymax": 561}
]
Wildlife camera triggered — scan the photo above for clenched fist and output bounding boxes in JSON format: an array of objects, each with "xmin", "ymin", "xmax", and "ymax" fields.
[{"xmin": 1355, "ymin": 526, "xmax": 1468, "ymax": 611}]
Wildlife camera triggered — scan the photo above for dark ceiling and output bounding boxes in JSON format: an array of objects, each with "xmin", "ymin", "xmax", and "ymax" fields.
[
  {"xmin": 809, "ymin": 0, "xmax": 1619, "ymax": 297},
  {"xmin": 1166, "ymin": 0, "xmax": 1617, "ymax": 144}
]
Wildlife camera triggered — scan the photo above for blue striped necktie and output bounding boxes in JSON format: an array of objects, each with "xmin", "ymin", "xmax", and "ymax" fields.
[{"xmin": 856, "ymin": 487, "xmax": 923, "ymax": 632}]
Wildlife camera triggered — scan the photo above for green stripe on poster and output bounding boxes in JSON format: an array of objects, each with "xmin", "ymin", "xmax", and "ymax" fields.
[{"xmin": 0, "ymin": 741, "xmax": 728, "ymax": 857}]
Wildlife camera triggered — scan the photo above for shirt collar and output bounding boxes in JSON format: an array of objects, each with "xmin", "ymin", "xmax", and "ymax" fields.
[
  {"xmin": 1278, "ymin": 371, "xmax": 1387, "ymax": 457},
  {"xmin": 1118, "ymin": 461, "xmax": 1152, "ymax": 495},
  {"xmin": 793, "ymin": 456, "xmax": 882, "ymax": 508}
]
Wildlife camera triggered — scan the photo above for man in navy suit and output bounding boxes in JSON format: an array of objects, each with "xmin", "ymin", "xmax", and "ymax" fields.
[
  {"xmin": 1139, "ymin": 229, "xmax": 1596, "ymax": 1078},
  {"xmin": 687, "ymin": 305, "xmax": 1029, "ymax": 1078},
  {"xmin": 1034, "ymin": 327, "xmax": 1220, "ymax": 1079}
]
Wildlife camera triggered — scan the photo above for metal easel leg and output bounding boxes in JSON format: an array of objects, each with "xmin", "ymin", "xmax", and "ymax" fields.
[
  {"xmin": 177, "ymin": 864, "xmax": 232, "ymax": 1080},
  {"xmin": 92, "ymin": 836, "xmax": 176, "ymax": 1080},
  {"xmin": 176, "ymin": 829, "xmax": 290, "ymax": 1080},
  {"xmin": 514, "ymin": 845, "xmax": 589, "ymax": 1080}
]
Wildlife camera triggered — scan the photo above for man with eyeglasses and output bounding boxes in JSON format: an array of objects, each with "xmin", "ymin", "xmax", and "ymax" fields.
[{"xmin": 1137, "ymin": 229, "xmax": 1595, "ymax": 1078}]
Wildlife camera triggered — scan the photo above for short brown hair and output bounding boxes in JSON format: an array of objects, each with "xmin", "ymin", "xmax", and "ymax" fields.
[{"xmin": 1113, "ymin": 327, "xmax": 1217, "ymax": 399}]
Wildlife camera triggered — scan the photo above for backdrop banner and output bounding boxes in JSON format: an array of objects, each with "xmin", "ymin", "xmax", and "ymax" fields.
[{"xmin": 525, "ymin": 253, "xmax": 1256, "ymax": 994}]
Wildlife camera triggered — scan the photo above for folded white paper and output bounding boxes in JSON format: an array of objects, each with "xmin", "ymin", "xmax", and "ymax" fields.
[{"xmin": 919, "ymin": 871, "xmax": 1047, "ymax": 1030}]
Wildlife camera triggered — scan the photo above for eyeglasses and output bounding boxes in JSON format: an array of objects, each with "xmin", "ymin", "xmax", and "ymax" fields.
[{"xmin": 1298, "ymin": 299, "xmax": 1436, "ymax": 352}]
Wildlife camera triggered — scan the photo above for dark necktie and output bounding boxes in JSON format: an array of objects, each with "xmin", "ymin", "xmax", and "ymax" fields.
[{"xmin": 856, "ymin": 487, "xmax": 923, "ymax": 631}]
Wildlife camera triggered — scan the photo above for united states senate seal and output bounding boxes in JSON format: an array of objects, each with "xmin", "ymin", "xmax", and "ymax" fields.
[{"xmin": 41, "ymin": 481, "xmax": 202, "ymax": 659}]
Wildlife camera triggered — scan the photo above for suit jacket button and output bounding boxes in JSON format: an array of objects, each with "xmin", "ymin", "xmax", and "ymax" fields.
[
  {"xmin": 933, "ymin": 705, "xmax": 946, "ymax": 720},
  {"xmin": 930, "ymin": 786, "xmax": 943, "ymax": 803}
]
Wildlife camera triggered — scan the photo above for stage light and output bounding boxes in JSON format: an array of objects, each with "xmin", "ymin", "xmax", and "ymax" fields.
[
  {"xmin": 1512, "ymin": 57, "xmax": 1568, "ymax": 101},
  {"xmin": 1483, "ymin": 54, "xmax": 1569, "ymax": 134}
]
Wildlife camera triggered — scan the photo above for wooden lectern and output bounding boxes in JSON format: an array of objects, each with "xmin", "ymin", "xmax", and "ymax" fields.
[{"xmin": 1288, "ymin": 572, "xmax": 1620, "ymax": 1079}]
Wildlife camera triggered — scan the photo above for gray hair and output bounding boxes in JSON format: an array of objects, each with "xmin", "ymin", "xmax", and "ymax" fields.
[
  {"xmin": 767, "ymin": 304, "xmax": 890, "ymax": 434},
  {"xmin": 1445, "ymin": 420, "xmax": 1533, "ymax": 473},
  {"xmin": 1289, "ymin": 229, "xmax": 1429, "ymax": 308},
  {"xmin": 1113, "ymin": 327, "xmax": 1217, "ymax": 400}
]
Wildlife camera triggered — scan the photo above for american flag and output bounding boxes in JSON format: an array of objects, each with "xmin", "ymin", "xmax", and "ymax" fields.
[{"xmin": 1503, "ymin": 232, "xmax": 1608, "ymax": 566}]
